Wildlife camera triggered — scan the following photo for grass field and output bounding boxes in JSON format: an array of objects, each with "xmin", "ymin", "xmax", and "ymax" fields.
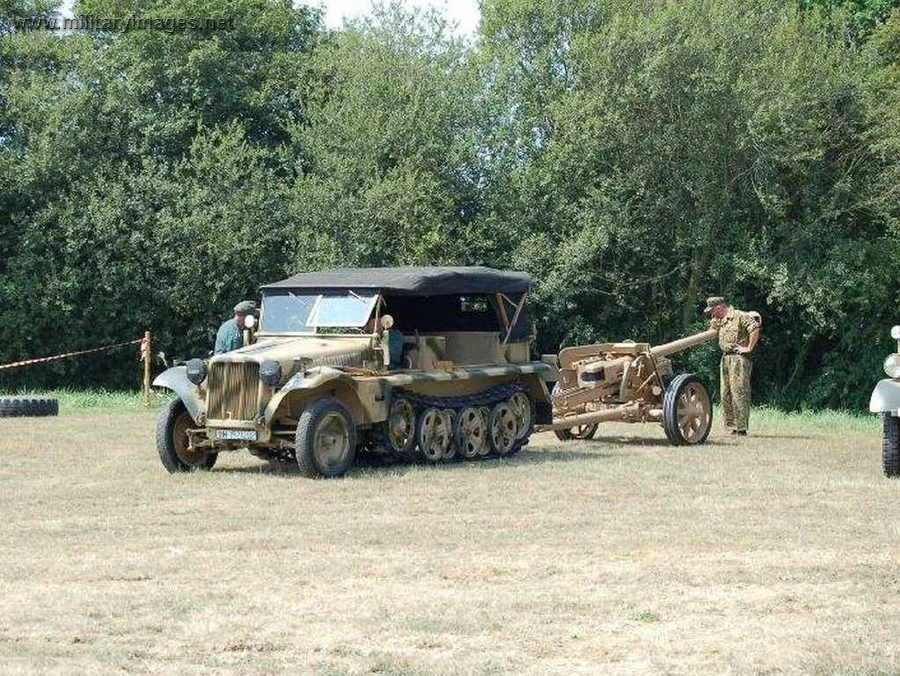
[{"xmin": 1, "ymin": 401, "xmax": 898, "ymax": 675}]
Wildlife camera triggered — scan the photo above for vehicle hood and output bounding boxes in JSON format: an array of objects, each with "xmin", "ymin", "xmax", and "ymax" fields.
[{"xmin": 210, "ymin": 335, "xmax": 373, "ymax": 371}]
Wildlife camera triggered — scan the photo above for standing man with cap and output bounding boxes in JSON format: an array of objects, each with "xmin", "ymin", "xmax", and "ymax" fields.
[
  {"xmin": 705, "ymin": 296, "xmax": 760, "ymax": 436},
  {"xmin": 214, "ymin": 301, "xmax": 257, "ymax": 354}
]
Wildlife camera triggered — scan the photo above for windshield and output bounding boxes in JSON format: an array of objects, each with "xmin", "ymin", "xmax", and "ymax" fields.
[{"xmin": 261, "ymin": 292, "xmax": 378, "ymax": 333}]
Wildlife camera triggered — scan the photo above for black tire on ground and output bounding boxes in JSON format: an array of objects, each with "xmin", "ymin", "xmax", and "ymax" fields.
[
  {"xmin": 662, "ymin": 373, "xmax": 713, "ymax": 446},
  {"xmin": 882, "ymin": 413, "xmax": 900, "ymax": 478},
  {"xmin": 0, "ymin": 396, "xmax": 59, "ymax": 418},
  {"xmin": 554, "ymin": 424, "xmax": 599, "ymax": 442},
  {"xmin": 156, "ymin": 399, "xmax": 217, "ymax": 473},
  {"xmin": 295, "ymin": 397, "xmax": 357, "ymax": 478}
]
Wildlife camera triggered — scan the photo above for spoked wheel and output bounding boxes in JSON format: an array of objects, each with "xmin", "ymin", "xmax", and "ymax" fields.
[
  {"xmin": 385, "ymin": 397, "xmax": 417, "ymax": 459},
  {"xmin": 509, "ymin": 392, "xmax": 533, "ymax": 442},
  {"xmin": 554, "ymin": 424, "xmax": 599, "ymax": 442},
  {"xmin": 417, "ymin": 407, "xmax": 451, "ymax": 462},
  {"xmin": 156, "ymin": 399, "xmax": 217, "ymax": 473},
  {"xmin": 477, "ymin": 407, "xmax": 493, "ymax": 456},
  {"xmin": 441, "ymin": 409, "xmax": 458, "ymax": 460},
  {"xmin": 663, "ymin": 374, "xmax": 712, "ymax": 446},
  {"xmin": 455, "ymin": 407, "xmax": 487, "ymax": 459},
  {"xmin": 489, "ymin": 402, "xmax": 517, "ymax": 456},
  {"xmin": 296, "ymin": 398, "xmax": 357, "ymax": 477}
]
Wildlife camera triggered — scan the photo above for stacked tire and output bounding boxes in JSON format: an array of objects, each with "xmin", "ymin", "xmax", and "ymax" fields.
[{"xmin": 0, "ymin": 397, "xmax": 59, "ymax": 417}]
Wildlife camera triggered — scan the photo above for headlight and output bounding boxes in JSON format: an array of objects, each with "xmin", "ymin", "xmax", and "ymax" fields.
[
  {"xmin": 259, "ymin": 360, "xmax": 282, "ymax": 387},
  {"xmin": 185, "ymin": 358, "xmax": 206, "ymax": 385},
  {"xmin": 891, "ymin": 326, "xmax": 900, "ymax": 341},
  {"xmin": 884, "ymin": 354, "xmax": 900, "ymax": 379}
]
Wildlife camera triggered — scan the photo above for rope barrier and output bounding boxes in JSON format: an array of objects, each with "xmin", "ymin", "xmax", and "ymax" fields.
[{"xmin": 0, "ymin": 338, "xmax": 144, "ymax": 371}]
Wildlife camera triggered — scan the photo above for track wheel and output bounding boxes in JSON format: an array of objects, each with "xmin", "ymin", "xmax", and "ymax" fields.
[
  {"xmin": 662, "ymin": 374, "xmax": 712, "ymax": 446},
  {"xmin": 417, "ymin": 407, "xmax": 450, "ymax": 462},
  {"xmin": 883, "ymin": 413, "xmax": 900, "ymax": 477},
  {"xmin": 477, "ymin": 407, "xmax": 492, "ymax": 455},
  {"xmin": 385, "ymin": 397, "xmax": 417, "ymax": 459},
  {"xmin": 455, "ymin": 407, "xmax": 486, "ymax": 459},
  {"xmin": 489, "ymin": 402, "xmax": 517, "ymax": 456},
  {"xmin": 441, "ymin": 410, "xmax": 458, "ymax": 460},
  {"xmin": 509, "ymin": 392, "xmax": 533, "ymax": 442}
]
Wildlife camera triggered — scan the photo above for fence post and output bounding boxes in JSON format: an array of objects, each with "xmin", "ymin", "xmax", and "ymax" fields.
[{"xmin": 142, "ymin": 331, "xmax": 151, "ymax": 406}]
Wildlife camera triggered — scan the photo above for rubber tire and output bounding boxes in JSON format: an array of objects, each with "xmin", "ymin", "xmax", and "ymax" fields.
[
  {"xmin": 554, "ymin": 424, "xmax": 598, "ymax": 442},
  {"xmin": 662, "ymin": 373, "xmax": 712, "ymax": 446},
  {"xmin": 295, "ymin": 397, "xmax": 357, "ymax": 478},
  {"xmin": 883, "ymin": 413, "xmax": 900, "ymax": 478},
  {"xmin": 0, "ymin": 396, "xmax": 58, "ymax": 417},
  {"xmin": 156, "ymin": 399, "xmax": 217, "ymax": 473}
]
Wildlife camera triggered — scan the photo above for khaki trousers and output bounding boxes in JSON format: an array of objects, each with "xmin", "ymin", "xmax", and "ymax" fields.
[{"xmin": 721, "ymin": 354, "xmax": 752, "ymax": 432}]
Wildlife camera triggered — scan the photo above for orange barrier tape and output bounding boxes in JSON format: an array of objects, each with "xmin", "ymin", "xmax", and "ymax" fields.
[{"xmin": 0, "ymin": 338, "xmax": 144, "ymax": 371}]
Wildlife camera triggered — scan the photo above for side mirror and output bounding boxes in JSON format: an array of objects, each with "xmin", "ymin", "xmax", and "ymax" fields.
[
  {"xmin": 380, "ymin": 314, "xmax": 394, "ymax": 331},
  {"xmin": 244, "ymin": 314, "xmax": 256, "ymax": 329}
]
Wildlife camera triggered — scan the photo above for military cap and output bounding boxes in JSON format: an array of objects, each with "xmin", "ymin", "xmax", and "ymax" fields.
[
  {"xmin": 233, "ymin": 300, "xmax": 257, "ymax": 315},
  {"xmin": 703, "ymin": 296, "xmax": 727, "ymax": 314}
]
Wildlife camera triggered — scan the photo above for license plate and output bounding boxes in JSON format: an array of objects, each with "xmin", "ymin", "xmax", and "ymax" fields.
[{"xmin": 215, "ymin": 429, "xmax": 258, "ymax": 441}]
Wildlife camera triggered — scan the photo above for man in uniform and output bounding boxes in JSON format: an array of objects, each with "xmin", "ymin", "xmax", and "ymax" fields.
[
  {"xmin": 705, "ymin": 296, "xmax": 760, "ymax": 436},
  {"xmin": 214, "ymin": 301, "xmax": 256, "ymax": 354}
]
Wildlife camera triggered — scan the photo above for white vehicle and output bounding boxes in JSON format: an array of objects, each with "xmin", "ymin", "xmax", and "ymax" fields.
[{"xmin": 869, "ymin": 325, "xmax": 900, "ymax": 477}]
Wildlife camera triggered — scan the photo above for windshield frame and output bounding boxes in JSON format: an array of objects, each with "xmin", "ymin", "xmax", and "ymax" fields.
[{"xmin": 259, "ymin": 290, "xmax": 381, "ymax": 336}]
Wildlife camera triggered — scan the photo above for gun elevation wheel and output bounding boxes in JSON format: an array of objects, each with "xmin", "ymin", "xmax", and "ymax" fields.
[{"xmin": 663, "ymin": 374, "xmax": 712, "ymax": 446}]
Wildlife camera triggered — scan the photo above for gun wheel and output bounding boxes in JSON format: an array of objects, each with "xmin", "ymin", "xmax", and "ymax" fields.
[
  {"xmin": 417, "ymin": 407, "xmax": 451, "ymax": 462},
  {"xmin": 554, "ymin": 424, "xmax": 598, "ymax": 441},
  {"xmin": 489, "ymin": 402, "xmax": 517, "ymax": 456},
  {"xmin": 455, "ymin": 407, "xmax": 486, "ymax": 459},
  {"xmin": 663, "ymin": 374, "xmax": 712, "ymax": 446}
]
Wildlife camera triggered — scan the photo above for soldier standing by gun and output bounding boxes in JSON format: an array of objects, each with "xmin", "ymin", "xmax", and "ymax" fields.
[{"xmin": 705, "ymin": 297, "xmax": 760, "ymax": 436}]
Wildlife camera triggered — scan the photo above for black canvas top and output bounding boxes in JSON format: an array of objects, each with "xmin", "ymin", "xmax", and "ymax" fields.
[{"xmin": 261, "ymin": 266, "xmax": 531, "ymax": 296}]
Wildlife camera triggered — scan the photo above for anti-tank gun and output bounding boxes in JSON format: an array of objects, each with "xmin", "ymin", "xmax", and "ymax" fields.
[{"xmin": 537, "ymin": 328, "xmax": 718, "ymax": 445}]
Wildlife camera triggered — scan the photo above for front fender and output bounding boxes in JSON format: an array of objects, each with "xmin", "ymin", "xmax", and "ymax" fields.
[
  {"xmin": 153, "ymin": 366, "xmax": 206, "ymax": 423},
  {"xmin": 869, "ymin": 379, "xmax": 900, "ymax": 414},
  {"xmin": 264, "ymin": 366, "xmax": 355, "ymax": 421}
]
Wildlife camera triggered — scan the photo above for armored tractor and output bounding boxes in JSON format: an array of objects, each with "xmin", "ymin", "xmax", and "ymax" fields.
[{"xmin": 154, "ymin": 267, "xmax": 553, "ymax": 477}]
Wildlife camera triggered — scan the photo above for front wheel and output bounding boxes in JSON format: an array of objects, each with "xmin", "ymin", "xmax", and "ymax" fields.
[
  {"xmin": 156, "ymin": 399, "xmax": 217, "ymax": 472},
  {"xmin": 883, "ymin": 413, "xmax": 900, "ymax": 477},
  {"xmin": 295, "ymin": 398, "xmax": 357, "ymax": 478},
  {"xmin": 662, "ymin": 374, "xmax": 712, "ymax": 446}
]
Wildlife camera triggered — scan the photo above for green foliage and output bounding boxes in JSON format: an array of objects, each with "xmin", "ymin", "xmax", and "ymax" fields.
[{"xmin": 0, "ymin": 0, "xmax": 898, "ymax": 409}]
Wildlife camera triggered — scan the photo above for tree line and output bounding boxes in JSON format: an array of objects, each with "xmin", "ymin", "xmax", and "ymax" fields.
[{"xmin": 1, "ymin": 0, "xmax": 898, "ymax": 410}]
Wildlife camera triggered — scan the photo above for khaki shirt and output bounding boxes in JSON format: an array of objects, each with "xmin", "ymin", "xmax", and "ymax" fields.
[{"xmin": 717, "ymin": 308, "xmax": 760, "ymax": 354}]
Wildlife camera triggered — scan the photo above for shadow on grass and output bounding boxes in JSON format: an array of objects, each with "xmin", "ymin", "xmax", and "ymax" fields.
[{"xmin": 215, "ymin": 444, "xmax": 626, "ymax": 478}]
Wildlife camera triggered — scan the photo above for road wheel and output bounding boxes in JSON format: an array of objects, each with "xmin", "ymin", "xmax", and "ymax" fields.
[
  {"xmin": 0, "ymin": 396, "xmax": 58, "ymax": 418},
  {"xmin": 510, "ymin": 391, "xmax": 533, "ymax": 441},
  {"xmin": 385, "ymin": 397, "xmax": 417, "ymax": 459},
  {"xmin": 489, "ymin": 402, "xmax": 517, "ymax": 456},
  {"xmin": 417, "ymin": 407, "xmax": 450, "ymax": 462},
  {"xmin": 883, "ymin": 413, "xmax": 900, "ymax": 477},
  {"xmin": 441, "ymin": 409, "xmax": 458, "ymax": 460},
  {"xmin": 554, "ymin": 424, "xmax": 598, "ymax": 441},
  {"xmin": 295, "ymin": 398, "xmax": 357, "ymax": 478},
  {"xmin": 477, "ymin": 407, "xmax": 493, "ymax": 455},
  {"xmin": 663, "ymin": 374, "xmax": 712, "ymax": 446},
  {"xmin": 455, "ymin": 407, "xmax": 486, "ymax": 459},
  {"xmin": 156, "ymin": 399, "xmax": 216, "ymax": 473}
]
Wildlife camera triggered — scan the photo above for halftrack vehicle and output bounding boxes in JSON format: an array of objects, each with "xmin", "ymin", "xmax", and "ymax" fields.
[{"xmin": 154, "ymin": 267, "xmax": 553, "ymax": 477}]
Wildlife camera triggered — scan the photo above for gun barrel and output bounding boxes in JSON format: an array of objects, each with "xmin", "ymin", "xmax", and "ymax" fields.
[{"xmin": 650, "ymin": 328, "xmax": 718, "ymax": 358}]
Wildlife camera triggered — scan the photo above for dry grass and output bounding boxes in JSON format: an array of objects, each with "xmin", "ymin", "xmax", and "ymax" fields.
[{"xmin": 1, "ymin": 407, "xmax": 898, "ymax": 675}]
